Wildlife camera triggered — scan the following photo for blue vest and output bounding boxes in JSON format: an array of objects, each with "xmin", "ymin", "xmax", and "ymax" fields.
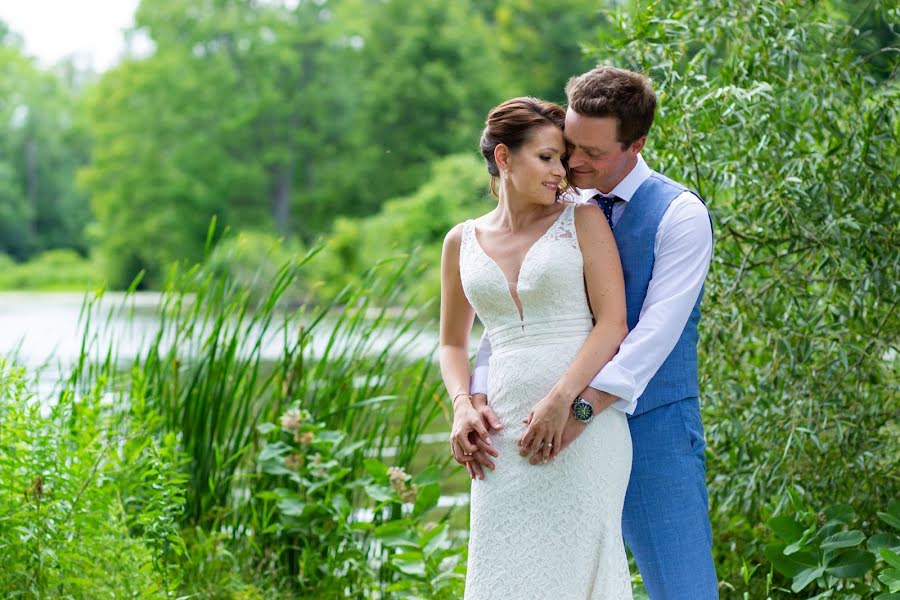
[{"xmin": 613, "ymin": 172, "xmax": 707, "ymax": 417}]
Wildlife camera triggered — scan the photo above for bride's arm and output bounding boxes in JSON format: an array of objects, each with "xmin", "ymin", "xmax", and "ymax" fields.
[
  {"xmin": 439, "ymin": 224, "xmax": 494, "ymax": 469},
  {"xmin": 518, "ymin": 203, "xmax": 628, "ymax": 462}
]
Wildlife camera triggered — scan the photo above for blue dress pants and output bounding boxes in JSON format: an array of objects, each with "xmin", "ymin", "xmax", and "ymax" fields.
[{"xmin": 623, "ymin": 397, "xmax": 718, "ymax": 599}]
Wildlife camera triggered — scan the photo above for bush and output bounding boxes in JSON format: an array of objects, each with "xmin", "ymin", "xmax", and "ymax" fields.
[
  {"xmin": 202, "ymin": 230, "xmax": 309, "ymax": 305},
  {"xmin": 765, "ymin": 495, "xmax": 900, "ymax": 597},
  {"xmin": 306, "ymin": 153, "xmax": 492, "ymax": 306},
  {"xmin": 0, "ymin": 359, "xmax": 185, "ymax": 597},
  {"xmin": 254, "ymin": 404, "xmax": 465, "ymax": 598},
  {"xmin": 0, "ymin": 249, "xmax": 101, "ymax": 291}
]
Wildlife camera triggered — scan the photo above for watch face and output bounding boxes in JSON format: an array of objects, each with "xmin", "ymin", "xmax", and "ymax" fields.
[{"xmin": 573, "ymin": 400, "xmax": 593, "ymax": 421}]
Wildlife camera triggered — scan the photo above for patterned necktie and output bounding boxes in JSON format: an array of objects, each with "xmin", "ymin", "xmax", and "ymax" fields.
[{"xmin": 592, "ymin": 194, "xmax": 620, "ymax": 230}]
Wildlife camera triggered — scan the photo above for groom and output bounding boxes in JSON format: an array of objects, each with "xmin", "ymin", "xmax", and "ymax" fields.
[{"xmin": 464, "ymin": 66, "xmax": 717, "ymax": 599}]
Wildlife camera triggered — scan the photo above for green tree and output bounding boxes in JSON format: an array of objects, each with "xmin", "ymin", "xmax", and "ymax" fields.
[
  {"xmin": 0, "ymin": 22, "xmax": 91, "ymax": 260},
  {"xmin": 490, "ymin": 0, "xmax": 609, "ymax": 103},
  {"xmin": 308, "ymin": 153, "xmax": 490, "ymax": 305},
  {"xmin": 584, "ymin": 0, "xmax": 898, "ymax": 594},
  {"xmin": 80, "ymin": 0, "xmax": 362, "ymax": 286},
  {"xmin": 350, "ymin": 0, "xmax": 508, "ymax": 213}
]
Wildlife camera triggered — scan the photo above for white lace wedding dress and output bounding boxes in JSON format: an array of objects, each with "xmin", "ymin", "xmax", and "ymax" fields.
[{"xmin": 459, "ymin": 203, "xmax": 633, "ymax": 599}]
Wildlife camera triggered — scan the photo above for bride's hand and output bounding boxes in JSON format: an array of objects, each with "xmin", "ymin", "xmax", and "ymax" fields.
[
  {"xmin": 517, "ymin": 391, "xmax": 569, "ymax": 463},
  {"xmin": 450, "ymin": 398, "xmax": 494, "ymax": 466}
]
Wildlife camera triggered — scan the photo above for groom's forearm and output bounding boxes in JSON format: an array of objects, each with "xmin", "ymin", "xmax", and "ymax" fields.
[{"xmin": 577, "ymin": 387, "xmax": 619, "ymax": 414}]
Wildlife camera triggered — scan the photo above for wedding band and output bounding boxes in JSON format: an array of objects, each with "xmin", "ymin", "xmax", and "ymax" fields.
[{"xmin": 547, "ymin": 442, "xmax": 553, "ymax": 448}]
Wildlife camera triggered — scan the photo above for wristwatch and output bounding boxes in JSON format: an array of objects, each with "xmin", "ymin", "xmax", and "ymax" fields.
[{"xmin": 572, "ymin": 396, "xmax": 594, "ymax": 424}]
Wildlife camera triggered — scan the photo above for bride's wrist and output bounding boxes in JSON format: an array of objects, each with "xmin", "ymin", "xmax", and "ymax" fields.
[
  {"xmin": 549, "ymin": 384, "xmax": 577, "ymax": 406},
  {"xmin": 452, "ymin": 392, "xmax": 474, "ymax": 411}
]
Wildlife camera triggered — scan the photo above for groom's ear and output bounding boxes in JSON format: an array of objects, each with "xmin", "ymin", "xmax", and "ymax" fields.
[{"xmin": 629, "ymin": 136, "xmax": 647, "ymax": 156}]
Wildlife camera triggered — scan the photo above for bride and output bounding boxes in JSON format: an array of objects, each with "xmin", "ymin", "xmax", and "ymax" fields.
[{"xmin": 438, "ymin": 97, "xmax": 633, "ymax": 599}]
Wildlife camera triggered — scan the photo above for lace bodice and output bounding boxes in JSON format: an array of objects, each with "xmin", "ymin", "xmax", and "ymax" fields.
[{"xmin": 459, "ymin": 203, "xmax": 593, "ymax": 352}]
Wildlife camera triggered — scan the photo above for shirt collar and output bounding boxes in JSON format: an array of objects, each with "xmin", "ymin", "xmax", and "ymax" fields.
[{"xmin": 577, "ymin": 154, "xmax": 651, "ymax": 203}]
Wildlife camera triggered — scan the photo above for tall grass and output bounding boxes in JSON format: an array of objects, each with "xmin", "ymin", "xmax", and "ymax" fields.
[{"xmin": 63, "ymin": 245, "xmax": 451, "ymax": 586}]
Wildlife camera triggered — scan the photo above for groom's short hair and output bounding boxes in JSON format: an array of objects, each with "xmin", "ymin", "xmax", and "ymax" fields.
[{"xmin": 565, "ymin": 66, "xmax": 656, "ymax": 148}]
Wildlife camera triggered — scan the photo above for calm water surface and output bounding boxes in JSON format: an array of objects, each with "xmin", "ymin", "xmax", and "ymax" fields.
[{"xmin": 0, "ymin": 291, "xmax": 441, "ymax": 371}]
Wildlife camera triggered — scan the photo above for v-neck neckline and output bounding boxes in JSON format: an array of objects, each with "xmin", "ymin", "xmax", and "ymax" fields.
[{"xmin": 470, "ymin": 204, "xmax": 570, "ymax": 322}]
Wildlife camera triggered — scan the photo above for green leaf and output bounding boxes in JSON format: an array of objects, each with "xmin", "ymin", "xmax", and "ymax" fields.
[
  {"xmin": 374, "ymin": 522, "xmax": 417, "ymax": 548},
  {"xmin": 824, "ymin": 504, "xmax": 855, "ymax": 523},
  {"xmin": 881, "ymin": 548, "xmax": 900, "ymax": 569},
  {"xmin": 877, "ymin": 568, "xmax": 900, "ymax": 593},
  {"xmin": 765, "ymin": 543, "xmax": 817, "ymax": 577},
  {"xmin": 880, "ymin": 511, "xmax": 900, "ymax": 532},
  {"xmin": 868, "ymin": 533, "xmax": 900, "ymax": 554},
  {"xmin": 364, "ymin": 459, "xmax": 388, "ymax": 480},
  {"xmin": 255, "ymin": 422, "xmax": 276, "ymax": 435},
  {"xmin": 791, "ymin": 566, "xmax": 825, "ymax": 593},
  {"xmin": 257, "ymin": 441, "xmax": 292, "ymax": 462},
  {"xmin": 412, "ymin": 465, "xmax": 442, "ymax": 486},
  {"xmin": 824, "ymin": 549, "xmax": 874, "ymax": 578},
  {"xmin": 769, "ymin": 516, "xmax": 803, "ymax": 542},
  {"xmin": 873, "ymin": 592, "xmax": 900, "ymax": 600},
  {"xmin": 363, "ymin": 482, "xmax": 395, "ymax": 503},
  {"xmin": 413, "ymin": 483, "xmax": 440, "ymax": 517},
  {"xmin": 422, "ymin": 522, "xmax": 449, "ymax": 557},
  {"xmin": 821, "ymin": 530, "xmax": 865, "ymax": 551},
  {"xmin": 317, "ymin": 429, "xmax": 346, "ymax": 446},
  {"xmin": 392, "ymin": 551, "xmax": 427, "ymax": 578},
  {"xmin": 888, "ymin": 499, "xmax": 900, "ymax": 519},
  {"xmin": 276, "ymin": 496, "xmax": 306, "ymax": 517}
]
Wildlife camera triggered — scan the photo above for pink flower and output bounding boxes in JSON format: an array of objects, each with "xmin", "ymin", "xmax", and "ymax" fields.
[{"xmin": 280, "ymin": 409, "xmax": 303, "ymax": 433}]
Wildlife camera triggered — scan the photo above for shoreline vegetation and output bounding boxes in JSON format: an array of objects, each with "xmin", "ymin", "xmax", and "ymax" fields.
[
  {"xmin": 1, "ymin": 247, "xmax": 897, "ymax": 598},
  {"xmin": 1, "ymin": 0, "xmax": 897, "ymax": 597}
]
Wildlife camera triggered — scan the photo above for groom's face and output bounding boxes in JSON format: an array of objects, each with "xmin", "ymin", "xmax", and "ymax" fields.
[{"xmin": 564, "ymin": 108, "xmax": 643, "ymax": 193}]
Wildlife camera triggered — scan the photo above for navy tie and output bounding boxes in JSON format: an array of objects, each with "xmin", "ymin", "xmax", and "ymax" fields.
[{"xmin": 592, "ymin": 194, "xmax": 619, "ymax": 230}]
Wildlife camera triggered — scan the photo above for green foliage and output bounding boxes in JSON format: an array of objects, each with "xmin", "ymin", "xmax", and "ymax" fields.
[
  {"xmin": 79, "ymin": 0, "xmax": 364, "ymax": 286},
  {"xmin": 582, "ymin": 0, "xmax": 898, "ymax": 594},
  {"xmin": 765, "ymin": 496, "xmax": 900, "ymax": 597},
  {"xmin": 0, "ymin": 359, "xmax": 184, "ymax": 597},
  {"xmin": 45, "ymin": 234, "xmax": 451, "ymax": 590},
  {"xmin": 308, "ymin": 153, "xmax": 491, "ymax": 305},
  {"xmin": 351, "ymin": 0, "xmax": 508, "ymax": 210},
  {"xmin": 0, "ymin": 36, "xmax": 91, "ymax": 261},
  {"xmin": 203, "ymin": 230, "xmax": 309, "ymax": 304},
  {"xmin": 254, "ymin": 405, "xmax": 464, "ymax": 598},
  {"xmin": 489, "ymin": 0, "xmax": 607, "ymax": 103},
  {"xmin": 0, "ymin": 249, "xmax": 100, "ymax": 290}
]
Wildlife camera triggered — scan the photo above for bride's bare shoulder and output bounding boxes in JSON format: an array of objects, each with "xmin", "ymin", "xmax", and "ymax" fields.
[
  {"xmin": 442, "ymin": 221, "xmax": 469, "ymax": 253},
  {"xmin": 573, "ymin": 202, "xmax": 613, "ymax": 245}
]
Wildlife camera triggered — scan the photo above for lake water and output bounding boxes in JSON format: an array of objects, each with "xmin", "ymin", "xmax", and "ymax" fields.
[{"xmin": 0, "ymin": 291, "xmax": 441, "ymax": 370}]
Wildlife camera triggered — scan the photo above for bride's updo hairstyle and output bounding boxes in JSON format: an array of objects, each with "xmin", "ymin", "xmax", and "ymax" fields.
[{"xmin": 480, "ymin": 97, "xmax": 569, "ymax": 198}]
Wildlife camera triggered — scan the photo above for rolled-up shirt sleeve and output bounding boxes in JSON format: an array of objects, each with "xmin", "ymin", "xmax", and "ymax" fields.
[{"xmin": 589, "ymin": 192, "xmax": 713, "ymax": 414}]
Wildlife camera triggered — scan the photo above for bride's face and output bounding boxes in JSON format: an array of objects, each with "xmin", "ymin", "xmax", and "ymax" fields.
[{"xmin": 503, "ymin": 125, "xmax": 567, "ymax": 206}]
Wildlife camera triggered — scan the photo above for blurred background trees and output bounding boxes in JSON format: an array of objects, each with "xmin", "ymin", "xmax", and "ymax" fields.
[{"xmin": 0, "ymin": 0, "xmax": 603, "ymax": 288}]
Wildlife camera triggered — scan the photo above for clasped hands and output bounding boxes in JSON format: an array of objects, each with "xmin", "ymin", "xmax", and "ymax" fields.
[{"xmin": 451, "ymin": 390, "xmax": 594, "ymax": 480}]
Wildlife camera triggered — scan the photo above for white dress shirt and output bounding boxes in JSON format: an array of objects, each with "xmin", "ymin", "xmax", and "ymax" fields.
[{"xmin": 470, "ymin": 155, "xmax": 713, "ymax": 414}]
